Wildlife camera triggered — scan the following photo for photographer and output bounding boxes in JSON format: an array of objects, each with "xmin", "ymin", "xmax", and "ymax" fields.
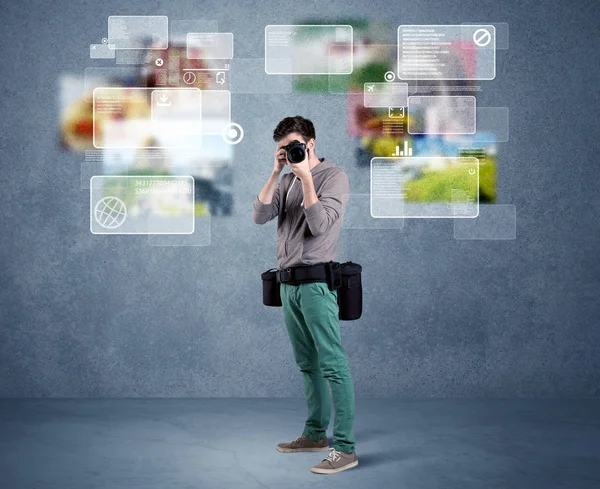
[{"xmin": 252, "ymin": 116, "xmax": 358, "ymax": 475}]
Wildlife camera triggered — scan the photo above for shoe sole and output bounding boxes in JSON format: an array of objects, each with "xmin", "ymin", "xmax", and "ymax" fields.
[
  {"xmin": 276, "ymin": 445, "xmax": 330, "ymax": 453},
  {"xmin": 310, "ymin": 460, "xmax": 359, "ymax": 474}
]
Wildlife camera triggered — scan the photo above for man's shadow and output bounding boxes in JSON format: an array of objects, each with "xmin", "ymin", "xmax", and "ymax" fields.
[{"xmin": 351, "ymin": 429, "xmax": 406, "ymax": 468}]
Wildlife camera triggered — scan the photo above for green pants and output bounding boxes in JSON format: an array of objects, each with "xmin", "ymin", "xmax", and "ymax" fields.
[{"xmin": 280, "ymin": 281, "xmax": 356, "ymax": 453}]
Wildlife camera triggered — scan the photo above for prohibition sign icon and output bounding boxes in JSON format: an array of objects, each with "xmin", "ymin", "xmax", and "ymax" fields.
[{"xmin": 473, "ymin": 28, "xmax": 492, "ymax": 47}]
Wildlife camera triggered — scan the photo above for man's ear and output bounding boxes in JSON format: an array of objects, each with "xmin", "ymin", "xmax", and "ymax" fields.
[{"xmin": 308, "ymin": 138, "xmax": 315, "ymax": 151}]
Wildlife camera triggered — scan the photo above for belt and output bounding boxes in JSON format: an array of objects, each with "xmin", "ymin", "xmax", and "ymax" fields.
[{"xmin": 276, "ymin": 261, "xmax": 342, "ymax": 289}]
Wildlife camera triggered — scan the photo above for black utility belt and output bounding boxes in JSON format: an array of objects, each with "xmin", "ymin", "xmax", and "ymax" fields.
[
  {"xmin": 276, "ymin": 261, "xmax": 342, "ymax": 289},
  {"xmin": 261, "ymin": 261, "xmax": 363, "ymax": 321}
]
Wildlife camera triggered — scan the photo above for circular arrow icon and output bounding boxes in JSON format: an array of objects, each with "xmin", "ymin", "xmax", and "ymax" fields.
[{"xmin": 473, "ymin": 28, "xmax": 491, "ymax": 47}]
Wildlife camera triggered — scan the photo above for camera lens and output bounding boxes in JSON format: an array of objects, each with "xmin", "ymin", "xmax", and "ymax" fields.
[
  {"xmin": 288, "ymin": 147, "xmax": 304, "ymax": 163},
  {"xmin": 286, "ymin": 141, "xmax": 306, "ymax": 163}
]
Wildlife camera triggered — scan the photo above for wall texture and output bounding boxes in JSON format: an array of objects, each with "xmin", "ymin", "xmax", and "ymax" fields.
[{"xmin": 0, "ymin": 0, "xmax": 598, "ymax": 397}]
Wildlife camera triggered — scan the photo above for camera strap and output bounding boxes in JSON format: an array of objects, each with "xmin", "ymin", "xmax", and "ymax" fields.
[
  {"xmin": 285, "ymin": 175, "xmax": 297, "ymax": 210},
  {"xmin": 284, "ymin": 175, "xmax": 304, "ymax": 212}
]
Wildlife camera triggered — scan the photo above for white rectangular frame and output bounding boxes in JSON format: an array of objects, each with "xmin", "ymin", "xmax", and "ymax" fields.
[
  {"xmin": 397, "ymin": 24, "xmax": 496, "ymax": 80},
  {"xmin": 408, "ymin": 95, "xmax": 477, "ymax": 135},
  {"xmin": 90, "ymin": 175, "xmax": 195, "ymax": 235},
  {"xmin": 370, "ymin": 157, "xmax": 480, "ymax": 219},
  {"xmin": 264, "ymin": 24, "xmax": 353, "ymax": 75},
  {"xmin": 108, "ymin": 15, "xmax": 169, "ymax": 50}
]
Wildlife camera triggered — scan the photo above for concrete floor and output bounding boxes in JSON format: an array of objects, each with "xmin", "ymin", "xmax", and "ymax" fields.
[{"xmin": 0, "ymin": 398, "xmax": 598, "ymax": 489}]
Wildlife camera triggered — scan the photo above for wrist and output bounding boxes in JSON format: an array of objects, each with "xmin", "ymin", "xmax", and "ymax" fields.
[{"xmin": 300, "ymin": 172, "xmax": 312, "ymax": 183}]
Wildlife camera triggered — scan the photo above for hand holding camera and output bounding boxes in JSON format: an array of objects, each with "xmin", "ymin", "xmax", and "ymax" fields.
[{"xmin": 273, "ymin": 147, "xmax": 287, "ymax": 175}]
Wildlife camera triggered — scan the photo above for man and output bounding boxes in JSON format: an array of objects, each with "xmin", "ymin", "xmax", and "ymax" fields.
[{"xmin": 252, "ymin": 116, "xmax": 358, "ymax": 475}]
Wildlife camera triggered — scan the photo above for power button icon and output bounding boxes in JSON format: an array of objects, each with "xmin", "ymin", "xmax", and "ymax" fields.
[{"xmin": 468, "ymin": 168, "xmax": 476, "ymax": 175}]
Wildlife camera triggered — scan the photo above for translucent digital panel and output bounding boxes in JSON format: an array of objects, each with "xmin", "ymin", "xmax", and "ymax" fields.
[
  {"xmin": 90, "ymin": 176, "xmax": 194, "ymax": 234},
  {"xmin": 341, "ymin": 194, "xmax": 404, "ymax": 229},
  {"xmin": 229, "ymin": 59, "xmax": 292, "ymax": 94},
  {"xmin": 398, "ymin": 25, "xmax": 495, "ymax": 80},
  {"xmin": 363, "ymin": 83, "xmax": 409, "ymax": 108},
  {"xmin": 454, "ymin": 204, "xmax": 516, "ymax": 239},
  {"xmin": 92, "ymin": 87, "xmax": 202, "ymax": 149},
  {"xmin": 408, "ymin": 96, "xmax": 476, "ymax": 135},
  {"xmin": 265, "ymin": 25, "xmax": 353, "ymax": 75},
  {"xmin": 148, "ymin": 215, "xmax": 211, "ymax": 246},
  {"xmin": 108, "ymin": 16, "xmax": 169, "ymax": 50},
  {"xmin": 371, "ymin": 157, "xmax": 479, "ymax": 218},
  {"xmin": 90, "ymin": 44, "xmax": 115, "ymax": 59},
  {"xmin": 187, "ymin": 33, "xmax": 234, "ymax": 59}
]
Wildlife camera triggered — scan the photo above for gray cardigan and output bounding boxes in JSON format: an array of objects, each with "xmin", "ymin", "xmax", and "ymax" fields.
[{"xmin": 252, "ymin": 158, "xmax": 350, "ymax": 269}]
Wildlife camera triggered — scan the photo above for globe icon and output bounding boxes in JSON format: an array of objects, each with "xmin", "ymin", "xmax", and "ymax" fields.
[{"xmin": 94, "ymin": 196, "xmax": 127, "ymax": 229}]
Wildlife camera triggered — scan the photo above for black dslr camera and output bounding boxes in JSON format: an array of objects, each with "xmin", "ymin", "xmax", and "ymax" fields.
[{"xmin": 281, "ymin": 140, "xmax": 308, "ymax": 164}]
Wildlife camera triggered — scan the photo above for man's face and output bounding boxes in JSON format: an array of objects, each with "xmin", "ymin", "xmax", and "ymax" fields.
[{"xmin": 277, "ymin": 132, "xmax": 314, "ymax": 165}]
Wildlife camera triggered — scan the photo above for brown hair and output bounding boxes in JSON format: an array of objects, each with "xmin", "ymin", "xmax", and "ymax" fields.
[{"xmin": 273, "ymin": 116, "xmax": 316, "ymax": 142}]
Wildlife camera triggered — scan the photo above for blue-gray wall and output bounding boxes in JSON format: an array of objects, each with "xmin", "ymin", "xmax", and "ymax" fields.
[{"xmin": 1, "ymin": 0, "xmax": 598, "ymax": 397}]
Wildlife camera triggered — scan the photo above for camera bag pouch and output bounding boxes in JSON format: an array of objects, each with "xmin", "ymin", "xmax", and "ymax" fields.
[
  {"xmin": 261, "ymin": 268, "xmax": 282, "ymax": 307},
  {"xmin": 337, "ymin": 261, "xmax": 363, "ymax": 321}
]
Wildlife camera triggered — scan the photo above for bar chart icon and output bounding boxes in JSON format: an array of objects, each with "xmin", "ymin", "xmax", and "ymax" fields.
[{"xmin": 392, "ymin": 140, "xmax": 412, "ymax": 157}]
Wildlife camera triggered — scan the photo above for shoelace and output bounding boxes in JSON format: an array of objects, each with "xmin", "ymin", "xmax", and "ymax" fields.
[
  {"xmin": 293, "ymin": 435, "xmax": 308, "ymax": 445},
  {"xmin": 324, "ymin": 447, "xmax": 342, "ymax": 463}
]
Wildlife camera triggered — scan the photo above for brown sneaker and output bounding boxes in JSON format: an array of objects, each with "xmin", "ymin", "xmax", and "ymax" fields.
[
  {"xmin": 310, "ymin": 448, "xmax": 358, "ymax": 474},
  {"xmin": 276, "ymin": 434, "xmax": 330, "ymax": 453}
]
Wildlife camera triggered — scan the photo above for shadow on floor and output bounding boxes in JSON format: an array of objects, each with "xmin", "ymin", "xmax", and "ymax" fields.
[
  {"xmin": 353, "ymin": 428, "xmax": 391, "ymax": 443},
  {"xmin": 356, "ymin": 450, "xmax": 405, "ymax": 468}
]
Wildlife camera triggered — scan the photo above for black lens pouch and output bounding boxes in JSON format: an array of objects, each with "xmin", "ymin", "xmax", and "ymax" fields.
[
  {"xmin": 336, "ymin": 262, "xmax": 363, "ymax": 321},
  {"xmin": 261, "ymin": 268, "xmax": 282, "ymax": 307}
]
